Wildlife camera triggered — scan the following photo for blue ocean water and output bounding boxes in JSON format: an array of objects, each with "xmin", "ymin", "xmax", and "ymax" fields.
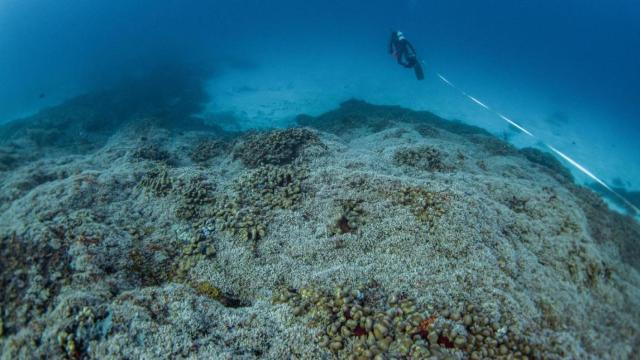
[{"xmin": 1, "ymin": 0, "xmax": 638, "ymax": 211}]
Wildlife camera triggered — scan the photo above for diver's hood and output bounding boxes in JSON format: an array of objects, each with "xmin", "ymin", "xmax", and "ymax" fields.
[{"xmin": 397, "ymin": 31, "xmax": 405, "ymax": 40}]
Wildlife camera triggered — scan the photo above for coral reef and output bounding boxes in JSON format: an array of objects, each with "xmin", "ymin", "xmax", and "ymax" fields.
[
  {"xmin": 138, "ymin": 165, "xmax": 173, "ymax": 196},
  {"xmin": 172, "ymin": 231, "xmax": 216, "ymax": 282},
  {"xmin": 194, "ymin": 281, "xmax": 224, "ymax": 301},
  {"xmin": 329, "ymin": 199, "xmax": 367, "ymax": 235},
  {"xmin": 520, "ymin": 147, "xmax": 574, "ymax": 184},
  {"xmin": 0, "ymin": 146, "xmax": 18, "ymax": 172},
  {"xmin": 212, "ymin": 164, "xmax": 307, "ymax": 245},
  {"xmin": 174, "ymin": 175, "xmax": 215, "ymax": 222},
  {"xmin": 393, "ymin": 146, "xmax": 451, "ymax": 172},
  {"xmin": 297, "ymin": 99, "xmax": 492, "ymax": 138},
  {"xmin": 273, "ymin": 284, "xmax": 554, "ymax": 359},
  {"xmin": 214, "ymin": 203, "xmax": 267, "ymax": 244},
  {"xmin": 0, "ymin": 233, "xmax": 71, "ymax": 338},
  {"xmin": 232, "ymin": 128, "xmax": 324, "ymax": 167},
  {"xmin": 569, "ymin": 184, "xmax": 640, "ymax": 269},
  {"xmin": 391, "ymin": 186, "xmax": 450, "ymax": 230},
  {"xmin": 189, "ymin": 138, "xmax": 229, "ymax": 164},
  {"xmin": 588, "ymin": 181, "xmax": 640, "ymax": 217},
  {"xmin": 470, "ymin": 134, "xmax": 519, "ymax": 156},
  {"xmin": 192, "ymin": 282, "xmax": 245, "ymax": 308},
  {"xmin": 0, "ymin": 99, "xmax": 638, "ymax": 359},
  {"xmin": 55, "ymin": 306, "xmax": 111, "ymax": 359},
  {"xmin": 131, "ymin": 142, "xmax": 171, "ymax": 163},
  {"xmin": 127, "ymin": 247, "xmax": 173, "ymax": 287},
  {"xmin": 0, "ymin": 66, "xmax": 227, "ymax": 174},
  {"xmin": 234, "ymin": 164, "xmax": 306, "ymax": 210},
  {"xmin": 414, "ymin": 124, "xmax": 440, "ymax": 138}
]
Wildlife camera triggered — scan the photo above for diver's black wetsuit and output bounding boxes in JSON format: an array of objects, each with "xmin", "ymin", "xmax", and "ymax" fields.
[
  {"xmin": 388, "ymin": 32, "xmax": 417, "ymax": 68},
  {"xmin": 388, "ymin": 31, "xmax": 424, "ymax": 80},
  {"xmin": 389, "ymin": 31, "xmax": 424, "ymax": 80}
]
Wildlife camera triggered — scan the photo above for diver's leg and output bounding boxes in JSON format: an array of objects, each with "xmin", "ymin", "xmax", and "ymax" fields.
[
  {"xmin": 398, "ymin": 54, "xmax": 411, "ymax": 68},
  {"xmin": 413, "ymin": 60, "xmax": 425, "ymax": 80},
  {"xmin": 402, "ymin": 57, "xmax": 415, "ymax": 68},
  {"xmin": 405, "ymin": 56, "xmax": 417, "ymax": 68}
]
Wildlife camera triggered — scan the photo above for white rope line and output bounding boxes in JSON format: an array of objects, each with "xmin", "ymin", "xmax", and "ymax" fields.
[
  {"xmin": 433, "ymin": 70, "xmax": 639, "ymax": 215},
  {"xmin": 436, "ymin": 73, "xmax": 535, "ymax": 137},
  {"xmin": 497, "ymin": 113, "xmax": 534, "ymax": 137},
  {"xmin": 466, "ymin": 95, "xmax": 490, "ymax": 110}
]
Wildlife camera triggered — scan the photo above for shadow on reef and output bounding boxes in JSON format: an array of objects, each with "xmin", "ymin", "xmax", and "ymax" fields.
[{"xmin": 0, "ymin": 63, "xmax": 231, "ymax": 170}]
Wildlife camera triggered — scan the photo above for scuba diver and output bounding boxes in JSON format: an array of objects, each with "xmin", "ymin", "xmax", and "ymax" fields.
[{"xmin": 388, "ymin": 31, "xmax": 424, "ymax": 80}]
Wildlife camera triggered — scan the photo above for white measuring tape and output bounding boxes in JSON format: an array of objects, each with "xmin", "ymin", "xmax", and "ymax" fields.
[{"xmin": 433, "ymin": 70, "xmax": 639, "ymax": 215}]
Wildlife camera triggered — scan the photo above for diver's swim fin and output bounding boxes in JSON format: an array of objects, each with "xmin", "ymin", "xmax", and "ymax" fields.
[{"xmin": 414, "ymin": 61, "xmax": 425, "ymax": 80}]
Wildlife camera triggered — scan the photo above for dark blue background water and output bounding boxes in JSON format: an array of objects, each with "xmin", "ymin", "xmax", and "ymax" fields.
[
  {"xmin": 1, "ymin": 0, "xmax": 638, "ymax": 191},
  {"xmin": 2, "ymin": 0, "xmax": 638, "ymax": 120}
]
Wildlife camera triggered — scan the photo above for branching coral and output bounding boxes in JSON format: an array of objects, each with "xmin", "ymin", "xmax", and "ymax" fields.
[
  {"xmin": 329, "ymin": 199, "xmax": 366, "ymax": 235},
  {"xmin": 215, "ymin": 205, "xmax": 267, "ymax": 243},
  {"xmin": 393, "ymin": 146, "xmax": 450, "ymax": 172},
  {"xmin": 470, "ymin": 134, "xmax": 518, "ymax": 156},
  {"xmin": 212, "ymin": 165, "xmax": 307, "ymax": 245},
  {"xmin": 232, "ymin": 128, "xmax": 324, "ymax": 167},
  {"xmin": 174, "ymin": 175, "xmax": 215, "ymax": 222},
  {"xmin": 273, "ymin": 284, "xmax": 552, "ymax": 359},
  {"xmin": 172, "ymin": 230, "xmax": 216, "ymax": 281},
  {"xmin": 138, "ymin": 166, "xmax": 173, "ymax": 196},
  {"xmin": 190, "ymin": 138, "xmax": 228, "ymax": 164},
  {"xmin": 235, "ymin": 165, "xmax": 305, "ymax": 209},
  {"xmin": 131, "ymin": 143, "xmax": 171, "ymax": 162},
  {"xmin": 392, "ymin": 186, "xmax": 450, "ymax": 229},
  {"xmin": 128, "ymin": 248, "xmax": 172, "ymax": 287},
  {"xmin": 55, "ymin": 306, "xmax": 110, "ymax": 359}
]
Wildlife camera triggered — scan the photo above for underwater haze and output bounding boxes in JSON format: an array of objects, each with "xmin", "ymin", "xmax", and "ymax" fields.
[
  {"xmin": 1, "ymin": 0, "xmax": 640, "ymax": 359},
  {"xmin": 2, "ymin": 0, "xmax": 639, "ymax": 200}
]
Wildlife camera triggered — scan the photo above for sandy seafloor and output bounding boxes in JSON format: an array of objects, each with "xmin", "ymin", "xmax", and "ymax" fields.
[{"xmin": 1, "ymin": 84, "xmax": 640, "ymax": 360}]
